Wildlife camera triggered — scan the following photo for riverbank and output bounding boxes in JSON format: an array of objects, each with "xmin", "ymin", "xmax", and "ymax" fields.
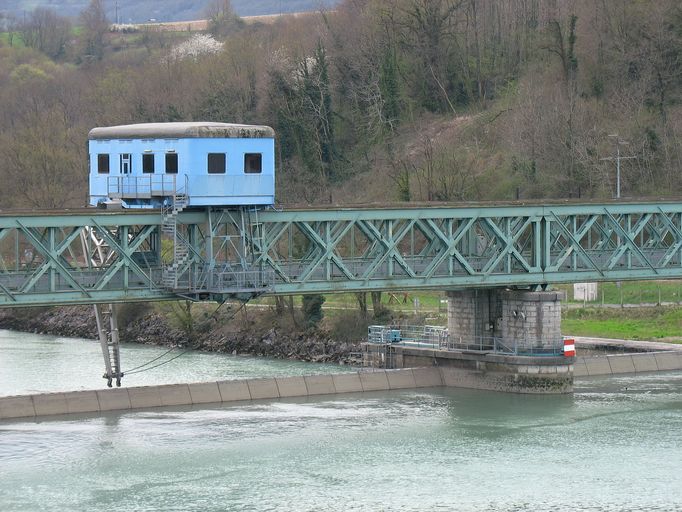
[
  {"xmin": 562, "ymin": 306, "xmax": 682, "ymax": 342},
  {"xmin": 2, "ymin": 302, "xmax": 681, "ymax": 367},
  {"xmin": 0, "ymin": 305, "xmax": 362, "ymax": 365}
]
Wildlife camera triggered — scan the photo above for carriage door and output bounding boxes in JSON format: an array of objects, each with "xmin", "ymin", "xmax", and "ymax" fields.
[{"xmin": 120, "ymin": 154, "xmax": 132, "ymax": 174}]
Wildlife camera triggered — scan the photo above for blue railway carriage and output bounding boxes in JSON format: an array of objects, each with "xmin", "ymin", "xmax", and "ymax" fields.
[{"xmin": 88, "ymin": 122, "xmax": 275, "ymax": 208}]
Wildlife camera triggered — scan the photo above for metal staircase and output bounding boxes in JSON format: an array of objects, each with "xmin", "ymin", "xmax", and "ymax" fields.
[
  {"xmin": 94, "ymin": 303, "xmax": 123, "ymax": 387},
  {"xmin": 161, "ymin": 178, "xmax": 191, "ymax": 290},
  {"xmin": 243, "ymin": 206, "xmax": 264, "ymax": 265}
]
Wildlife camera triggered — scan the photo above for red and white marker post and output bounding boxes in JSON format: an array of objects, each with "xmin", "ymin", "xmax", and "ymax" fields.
[{"xmin": 563, "ymin": 338, "xmax": 576, "ymax": 357}]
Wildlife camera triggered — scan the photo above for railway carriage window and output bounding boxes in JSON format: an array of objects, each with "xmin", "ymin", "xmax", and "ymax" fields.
[
  {"xmin": 97, "ymin": 154, "xmax": 110, "ymax": 174},
  {"xmin": 244, "ymin": 153, "xmax": 262, "ymax": 174},
  {"xmin": 208, "ymin": 153, "xmax": 226, "ymax": 174},
  {"xmin": 142, "ymin": 153, "xmax": 155, "ymax": 174},
  {"xmin": 165, "ymin": 153, "xmax": 178, "ymax": 174}
]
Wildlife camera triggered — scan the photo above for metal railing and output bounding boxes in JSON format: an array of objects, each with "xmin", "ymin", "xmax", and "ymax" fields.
[
  {"xmin": 367, "ymin": 325, "xmax": 564, "ymax": 357},
  {"xmin": 107, "ymin": 175, "xmax": 182, "ymax": 199},
  {"xmin": 368, "ymin": 325, "xmax": 449, "ymax": 345},
  {"xmin": 444, "ymin": 336, "xmax": 565, "ymax": 356},
  {"xmin": 163, "ymin": 263, "xmax": 276, "ymax": 294},
  {"xmin": 209, "ymin": 267, "xmax": 276, "ymax": 292}
]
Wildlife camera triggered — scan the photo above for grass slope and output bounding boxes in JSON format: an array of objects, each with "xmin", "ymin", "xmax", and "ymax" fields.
[{"xmin": 563, "ymin": 307, "xmax": 682, "ymax": 342}]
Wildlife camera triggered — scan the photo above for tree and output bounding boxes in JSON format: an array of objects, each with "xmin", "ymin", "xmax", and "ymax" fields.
[
  {"xmin": 355, "ymin": 292, "xmax": 368, "ymax": 319},
  {"xmin": 391, "ymin": 0, "xmax": 466, "ymax": 112},
  {"xmin": 302, "ymin": 42, "xmax": 337, "ymax": 183},
  {"xmin": 4, "ymin": 14, "xmax": 19, "ymax": 47},
  {"xmin": 0, "ymin": 116, "xmax": 87, "ymax": 209},
  {"xmin": 19, "ymin": 8, "xmax": 71, "ymax": 59},
  {"xmin": 302, "ymin": 294, "xmax": 325, "ymax": 327},
  {"xmin": 371, "ymin": 292, "xmax": 390, "ymax": 321},
  {"xmin": 166, "ymin": 34, "xmax": 223, "ymax": 61},
  {"xmin": 79, "ymin": 0, "xmax": 109, "ymax": 61},
  {"xmin": 206, "ymin": 0, "xmax": 242, "ymax": 37},
  {"xmin": 266, "ymin": 41, "xmax": 339, "ymax": 201},
  {"xmin": 192, "ymin": 35, "xmax": 259, "ymax": 123},
  {"xmin": 541, "ymin": 14, "xmax": 579, "ymax": 90}
]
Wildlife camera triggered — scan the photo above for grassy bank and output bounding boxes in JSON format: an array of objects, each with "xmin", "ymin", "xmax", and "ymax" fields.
[
  {"xmin": 270, "ymin": 281, "xmax": 682, "ymax": 314},
  {"xmin": 557, "ymin": 280, "xmax": 682, "ymax": 305},
  {"xmin": 562, "ymin": 306, "xmax": 682, "ymax": 342},
  {"xmin": 256, "ymin": 283, "xmax": 682, "ymax": 343}
]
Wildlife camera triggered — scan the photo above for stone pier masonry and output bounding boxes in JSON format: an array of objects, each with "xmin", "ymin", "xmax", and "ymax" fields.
[
  {"xmin": 444, "ymin": 287, "xmax": 570, "ymax": 392},
  {"xmin": 446, "ymin": 288, "xmax": 564, "ymax": 352}
]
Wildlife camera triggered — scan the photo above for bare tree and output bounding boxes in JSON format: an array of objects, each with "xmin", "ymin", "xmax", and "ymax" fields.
[
  {"xmin": 205, "ymin": 0, "xmax": 241, "ymax": 37},
  {"xmin": 79, "ymin": 0, "xmax": 109, "ymax": 61},
  {"xmin": 19, "ymin": 8, "xmax": 71, "ymax": 59}
]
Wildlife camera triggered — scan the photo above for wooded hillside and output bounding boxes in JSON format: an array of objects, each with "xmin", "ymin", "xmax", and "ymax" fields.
[{"xmin": 0, "ymin": 0, "xmax": 680, "ymax": 209}]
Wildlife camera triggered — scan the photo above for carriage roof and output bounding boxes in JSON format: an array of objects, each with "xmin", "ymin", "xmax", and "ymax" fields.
[{"xmin": 88, "ymin": 122, "xmax": 275, "ymax": 140}]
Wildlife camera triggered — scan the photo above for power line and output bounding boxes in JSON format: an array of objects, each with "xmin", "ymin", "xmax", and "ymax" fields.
[
  {"xmin": 121, "ymin": 299, "xmax": 251, "ymax": 377},
  {"xmin": 600, "ymin": 134, "xmax": 636, "ymax": 199}
]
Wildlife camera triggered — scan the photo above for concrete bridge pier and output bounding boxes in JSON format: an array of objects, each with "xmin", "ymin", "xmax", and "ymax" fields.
[{"xmin": 363, "ymin": 288, "xmax": 574, "ymax": 393}]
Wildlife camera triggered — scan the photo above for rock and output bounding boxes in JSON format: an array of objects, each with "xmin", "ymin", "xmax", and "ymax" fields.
[{"xmin": 0, "ymin": 305, "xmax": 362, "ymax": 366}]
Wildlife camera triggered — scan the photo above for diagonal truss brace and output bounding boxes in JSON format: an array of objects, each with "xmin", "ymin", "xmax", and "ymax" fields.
[
  {"xmin": 90, "ymin": 221, "xmax": 159, "ymax": 290},
  {"xmin": 17, "ymin": 223, "xmax": 91, "ymax": 297}
]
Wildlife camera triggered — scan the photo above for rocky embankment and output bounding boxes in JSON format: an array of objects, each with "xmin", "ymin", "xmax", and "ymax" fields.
[{"xmin": 0, "ymin": 306, "xmax": 362, "ymax": 365}]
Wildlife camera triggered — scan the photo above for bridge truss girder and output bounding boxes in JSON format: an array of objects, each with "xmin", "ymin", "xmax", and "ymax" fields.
[
  {"xmin": 0, "ymin": 202, "xmax": 681, "ymax": 307},
  {"xmin": 251, "ymin": 203, "xmax": 682, "ymax": 295},
  {"xmin": 0, "ymin": 212, "xmax": 178, "ymax": 307}
]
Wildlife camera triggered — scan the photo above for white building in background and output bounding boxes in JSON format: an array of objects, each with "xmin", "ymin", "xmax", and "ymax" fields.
[{"xmin": 574, "ymin": 282, "xmax": 598, "ymax": 301}]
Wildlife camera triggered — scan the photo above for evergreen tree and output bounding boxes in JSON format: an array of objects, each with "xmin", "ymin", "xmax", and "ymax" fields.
[
  {"xmin": 302, "ymin": 295, "xmax": 325, "ymax": 327},
  {"xmin": 379, "ymin": 48, "xmax": 400, "ymax": 133}
]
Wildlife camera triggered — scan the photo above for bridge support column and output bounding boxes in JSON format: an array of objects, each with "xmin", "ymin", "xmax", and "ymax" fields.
[
  {"xmin": 446, "ymin": 288, "xmax": 564, "ymax": 352},
  {"xmin": 446, "ymin": 289, "xmax": 500, "ymax": 343},
  {"xmin": 497, "ymin": 289, "xmax": 564, "ymax": 352}
]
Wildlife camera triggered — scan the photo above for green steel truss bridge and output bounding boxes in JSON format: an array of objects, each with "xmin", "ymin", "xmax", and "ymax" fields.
[{"xmin": 1, "ymin": 200, "xmax": 682, "ymax": 308}]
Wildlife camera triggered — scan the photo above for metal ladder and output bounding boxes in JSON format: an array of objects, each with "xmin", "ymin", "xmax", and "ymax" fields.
[
  {"xmin": 242, "ymin": 206, "xmax": 270, "ymax": 289},
  {"xmin": 161, "ymin": 184, "xmax": 191, "ymax": 290},
  {"xmin": 94, "ymin": 303, "xmax": 123, "ymax": 387}
]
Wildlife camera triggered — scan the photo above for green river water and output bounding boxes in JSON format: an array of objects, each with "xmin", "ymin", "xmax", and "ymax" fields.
[{"xmin": 1, "ymin": 330, "xmax": 681, "ymax": 511}]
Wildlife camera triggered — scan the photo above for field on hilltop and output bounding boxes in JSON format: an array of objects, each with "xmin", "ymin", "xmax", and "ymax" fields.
[{"xmin": 1, "ymin": 0, "xmax": 338, "ymax": 23}]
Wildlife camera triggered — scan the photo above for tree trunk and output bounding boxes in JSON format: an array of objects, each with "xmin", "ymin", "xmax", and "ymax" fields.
[
  {"xmin": 355, "ymin": 292, "xmax": 368, "ymax": 319},
  {"xmin": 371, "ymin": 291, "xmax": 385, "ymax": 319}
]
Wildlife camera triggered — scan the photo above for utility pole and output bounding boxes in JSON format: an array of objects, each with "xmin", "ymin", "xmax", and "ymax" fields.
[{"xmin": 600, "ymin": 134, "xmax": 636, "ymax": 199}]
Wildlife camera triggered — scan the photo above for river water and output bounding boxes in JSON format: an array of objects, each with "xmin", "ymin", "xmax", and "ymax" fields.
[
  {"xmin": 0, "ymin": 330, "xmax": 355, "ymax": 396},
  {"xmin": 1, "ymin": 330, "xmax": 682, "ymax": 511}
]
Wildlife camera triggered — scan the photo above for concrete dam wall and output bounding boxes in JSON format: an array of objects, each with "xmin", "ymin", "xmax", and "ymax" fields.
[{"xmin": 0, "ymin": 368, "xmax": 443, "ymax": 421}]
